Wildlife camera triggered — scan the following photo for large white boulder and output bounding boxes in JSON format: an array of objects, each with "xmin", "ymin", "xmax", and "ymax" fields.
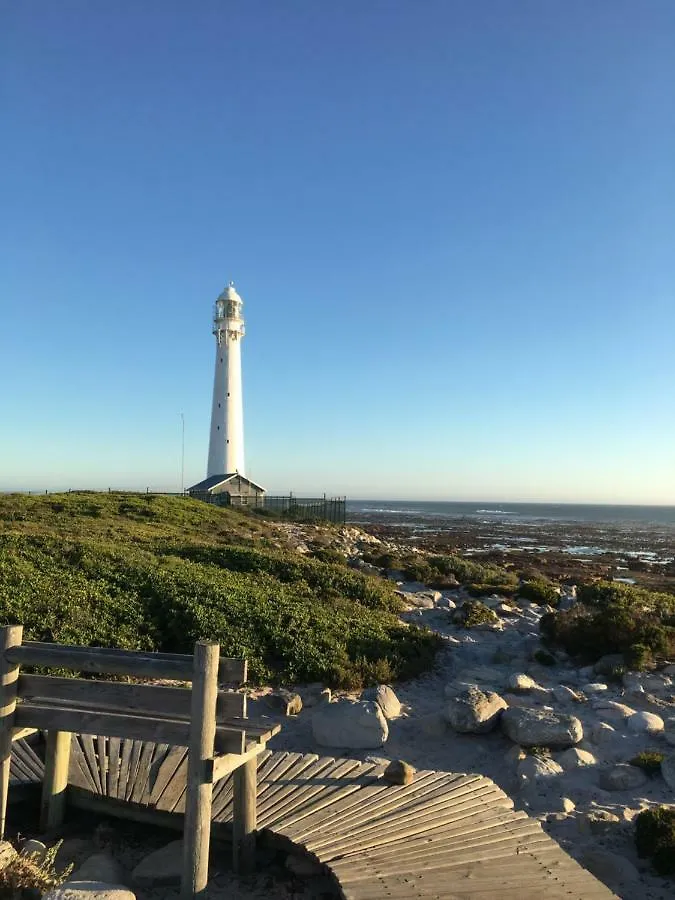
[
  {"xmin": 361, "ymin": 684, "xmax": 401, "ymax": 719},
  {"xmin": 444, "ymin": 686, "xmax": 507, "ymax": 734},
  {"xmin": 312, "ymin": 700, "xmax": 388, "ymax": 749},
  {"xmin": 501, "ymin": 707, "xmax": 583, "ymax": 748},
  {"xmin": 626, "ymin": 710, "xmax": 664, "ymax": 735},
  {"xmin": 132, "ymin": 841, "xmax": 182, "ymax": 886}
]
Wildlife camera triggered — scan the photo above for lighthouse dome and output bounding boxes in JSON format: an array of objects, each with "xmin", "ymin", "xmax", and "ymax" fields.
[{"xmin": 218, "ymin": 282, "xmax": 242, "ymax": 303}]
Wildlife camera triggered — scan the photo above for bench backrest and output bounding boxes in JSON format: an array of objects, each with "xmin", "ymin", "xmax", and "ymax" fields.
[{"xmin": 3, "ymin": 632, "xmax": 249, "ymax": 753}]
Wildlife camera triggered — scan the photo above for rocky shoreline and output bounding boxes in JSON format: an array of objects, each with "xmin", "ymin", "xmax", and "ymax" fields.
[{"xmin": 256, "ymin": 521, "xmax": 675, "ymax": 900}]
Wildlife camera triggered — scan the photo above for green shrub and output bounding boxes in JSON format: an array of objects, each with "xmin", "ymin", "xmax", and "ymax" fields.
[
  {"xmin": 635, "ymin": 806, "xmax": 675, "ymax": 875},
  {"xmin": 454, "ymin": 601, "xmax": 499, "ymax": 628},
  {"xmin": 310, "ymin": 547, "xmax": 346, "ymax": 566},
  {"xmin": 533, "ymin": 649, "xmax": 556, "ymax": 666},
  {"xmin": 518, "ymin": 579, "xmax": 559, "ymax": 607},
  {"xmin": 538, "ymin": 581, "xmax": 675, "ymax": 667},
  {"xmin": 0, "ymin": 494, "xmax": 442, "ymax": 689},
  {"xmin": 629, "ymin": 751, "xmax": 665, "ymax": 776}
]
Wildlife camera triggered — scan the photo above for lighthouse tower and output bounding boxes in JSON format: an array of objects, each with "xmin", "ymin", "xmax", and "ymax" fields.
[{"xmin": 207, "ymin": 282, "xmax": 246, "ymax": 477}]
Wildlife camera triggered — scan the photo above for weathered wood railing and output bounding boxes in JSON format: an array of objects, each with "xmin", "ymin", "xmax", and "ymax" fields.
[{"xmin": 0, "ymin": 626, "xmax": 279, "ymax": 899}]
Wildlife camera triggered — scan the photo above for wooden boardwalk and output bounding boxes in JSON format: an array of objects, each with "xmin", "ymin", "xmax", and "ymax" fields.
[
  {"xmin": 10, "ymin": 738, "xmax": 44, "ymax": 789},
  {"xmin": 65, "ymin": 738, "xmax": 616, "ymax": 900}
]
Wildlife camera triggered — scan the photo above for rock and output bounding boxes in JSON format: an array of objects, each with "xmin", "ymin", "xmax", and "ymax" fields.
[
  {"xmin": 664, "ymin": 718, "xmax": 675, "ymax": 747},
  {"xmin": 444, "ymin": 686, "xmax": 507, "ymax": 734},
  {"xmin": 312, "ymin": 700, "xmax": 388, "ymax": 749},
  {"xmin": 361, "ymin": 684, "xmax": 401, "ymax": 719},
  {"xmin": 0, "ymin": 840, "xmax": 17, "ymax": 871},
  {"xmin": 72, "ymin": 853, "xmax": 125, "ymax": 886},
  {"xmin": 501, "ymin": 707, "xmax": 583, "ymax": 748},
  {"xmin": 53, "ymin": 838, "xmax": 93, "ymax": 873},
  {"xmin": 435, "ymin": 596, "xmax": 456, "ymax": 610},
  {"xmin": 626, "ymin": 710, "xmax": 664, "ymax": 735},
  {"xmin": 397, "ymin": 581, "xmax": 427, "ymax": 593},
  {"xmin": 599, "ymin": 764, "xmax": 649, "ymax": 791},
  {"xmin": 132, "ymin": 840, "xmax": 183, "ymax": 886},
  {"xmin": 506, "ymin": 673, "xmax": 537, "ymax": 693},
  {"xmin": 383, "ymin": 760, "xmax": 415, "ymax": 785},
  {"xmin": 661, "ymin": 753, "xmax": 675, "ymax": 791},
  {"xmin": 517, "ymin": 755, "xmax": 563, "ymax": 782},
  {"xmin": 579, "ymin": 810, "xmax": 621, "ymax": 835},
  {"xmin": 581, "ymin": 682, "xmax": 608, "ymax": 694},
  {"xmin": 20, "ymin": 838, "xmax": 47, "ymax": 865},
  {"xmin": 267, "ymin": 689, "xmax": 303, "ymax": 716},
  {"xmin": 579, "ymin": 850, "xmax": 638, "ymax": 890},
  {"xmin": 44, "ymin": 886, "xmax": 135, "ymax": 900},
  {"xmin": 397, "ymin": 591, "xmax": 436, "ymax": 609},
  {"xmin": 495, "ymin": 602, "xmax": 518, "ymax": 616},
  {"xmin": 558, "ymin": 747, "xmax": 597, "ymax": 769},
  {"xmin": 593, "ymin": 654, "xmax": 625, "ymax": 676},
  {"xmin": 285, "ymin": 854, "xmax": 324, "ymax": 877},
  {"xmin": 553, "ymin": 685, "xmax": 584, "ymax": 704},
  {"xmin": 558, "ymin": 796, "xmax": 576, "ymax": 814},
  {"xmin": 591, "ymin": 699, "xmax": 635, "ymax": 721},
  {"xmin": 298, "ymin": 683, "xmax": 326, "ymax": 707}
]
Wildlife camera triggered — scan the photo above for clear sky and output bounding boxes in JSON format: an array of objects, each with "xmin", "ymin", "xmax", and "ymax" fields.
[{"xmin": 2, "ymin": 1, "xmax": 674, "ymax": 502}]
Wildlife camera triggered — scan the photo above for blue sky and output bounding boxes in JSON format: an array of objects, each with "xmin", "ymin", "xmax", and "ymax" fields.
[{"xmin": 2, "ymin": 1, "xmax": 674, "ymax": 502}]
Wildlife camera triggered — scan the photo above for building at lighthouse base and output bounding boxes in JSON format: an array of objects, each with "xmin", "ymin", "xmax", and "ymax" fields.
[{"xmin": 187, "ymin": 473, "xmax": 266, "ymax": 507}]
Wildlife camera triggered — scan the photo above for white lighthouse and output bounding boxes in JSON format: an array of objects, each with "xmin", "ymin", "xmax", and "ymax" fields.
[{"xmin": 207, "ymin": 282, "xmax": 246, "ymax": 477}]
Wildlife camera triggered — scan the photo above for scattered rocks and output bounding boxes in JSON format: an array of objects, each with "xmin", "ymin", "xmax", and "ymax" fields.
[
  {"xmin": 267, "ymin": 689, "xmax": 303, "ymax": 716},
  {"xmin": 19, "ymin": 838, "xmax": 48, "ymax": 865},
  {"xmin": 444, "ymin": 686, "xmax": 507, "ymax": 734},
  {"xmin": 580, "ymin": 682, "xmax": 608, "ymax": 694},
  {"xmin": 383, "ymin": 759, "xmax": 416, "ymax": 785},
  {"xmin": 579, "ymin": 810, "xmax": 621, "ymax": 835},
  {"xmin": 517, "ymin": 754, "xmax": 563, "ymax": 782},
  {"xmin": 506, "ymin": 673, "xmax": 537, "ymax": 692},
  {"xmin": 312, "ymin": 700, "xmax": 388, "ymax": 749},
  {"xmin": 557, "ymin": 747, "xmax": 597, "ymax": 769},
  {"xmin": 553, "ymin": 685, "xmax": 584, "ymax": 704},
  {"xmin": 501, "ymin": 707, "xmax": 583, "ymax": 749},
  {"xmin": 626, "ymin": 710, "xmax": 664, "ymax": 735},
  {"xmin": 132, "ymin": 840, "xmax": 183, "ymax": 886},
  {"xmin": 44, "ymin": 886, "xmax": 136, "ymax": 900},
  {"xmin": 362, "ymin": 684, "xmax": 401, "ymax": 719},
  {"xmin": 599, "ymin": 764, "xmax": 649, "ymax": 791},
  {"xmin": 71, "ymin": 852, "xmax": 125, "ymax": 886}
]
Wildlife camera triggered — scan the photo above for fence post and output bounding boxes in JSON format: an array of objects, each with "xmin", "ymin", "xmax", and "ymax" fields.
[
  {"xmin": 233, "ymin": 754, "xmax": 257, "ymax": 874},
  {"xmin": 40, "ymin": 729, "xmax": 72, "ymax": 831},
  {"xmin": 181, "ymin": 641, "xmax": 219, "ymax": 899},
  {"xmin": 0, "ymin": 625, "xmax": 23, "ymax": 839}
]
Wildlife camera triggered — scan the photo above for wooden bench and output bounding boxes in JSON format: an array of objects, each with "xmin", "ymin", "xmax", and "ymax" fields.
[{"xmin": 0, "ymin": 626, "xmax": 279, "ymax": 899}]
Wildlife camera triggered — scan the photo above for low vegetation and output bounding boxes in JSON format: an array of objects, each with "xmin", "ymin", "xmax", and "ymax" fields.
[
  {"xmin": 517, "ymin": 578, "xmax": 559, "ymax": 607},
  {"xmin": 0, "ymin": 493, "xmax": 441, "ymax": 688},
  {"xmin": 453, "ymin": 600, "xmax": 499, "ymax": 628},
  {"xmin": 635, "ymin": 806, "xmax": 675, "ymax": 876},
  {"xmin": 539, "ymin": 581, "xmax": 675, "ymax": 669},
  {"xmin": 361, "ymin": 549, "xmax": 519, "ymax": 594},
  {"xmin": 629, "ymin": 751, "xmax": 665, "ymax": 776},
  {"xmin": 0, "ymin": 841, "xmax": 72, "ymax": 897}
]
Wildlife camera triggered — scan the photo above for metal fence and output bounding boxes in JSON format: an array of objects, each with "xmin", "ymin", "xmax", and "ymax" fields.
[{"xmin": 260, "ymin": 494, "xmax": 347, "ymax": 525}]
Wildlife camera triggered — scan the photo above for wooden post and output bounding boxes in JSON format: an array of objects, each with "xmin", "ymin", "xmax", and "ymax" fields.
[
  {"xmin": 232, "ymin": 753, "xmax": 258, "ymax": 874},
  {"xmin": 40, "ymin": 730, "xmax": 72, "ymax": 831},
  {"xmin": 0, "ymin": 625, "xmax": 23, "ymax": 839},
  {"xmin": 181, "ymin": 641, "xmax": 219, "ymax": 900}
]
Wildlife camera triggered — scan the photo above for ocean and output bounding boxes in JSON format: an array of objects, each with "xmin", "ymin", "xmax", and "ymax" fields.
[{"xmin": 347, "ymin": 501, "xmax": 675, "ymax": 528}]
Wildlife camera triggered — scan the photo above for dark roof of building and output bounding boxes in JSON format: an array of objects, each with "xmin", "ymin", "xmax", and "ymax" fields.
[{"xmin": 187, "ymin": 473, "xmax": 266, "ymax": 493}]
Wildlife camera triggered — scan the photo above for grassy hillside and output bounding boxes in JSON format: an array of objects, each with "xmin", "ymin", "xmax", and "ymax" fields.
[{"xmin": 0, "ymin": 492, "xmax": 441, "ymax": 687}]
